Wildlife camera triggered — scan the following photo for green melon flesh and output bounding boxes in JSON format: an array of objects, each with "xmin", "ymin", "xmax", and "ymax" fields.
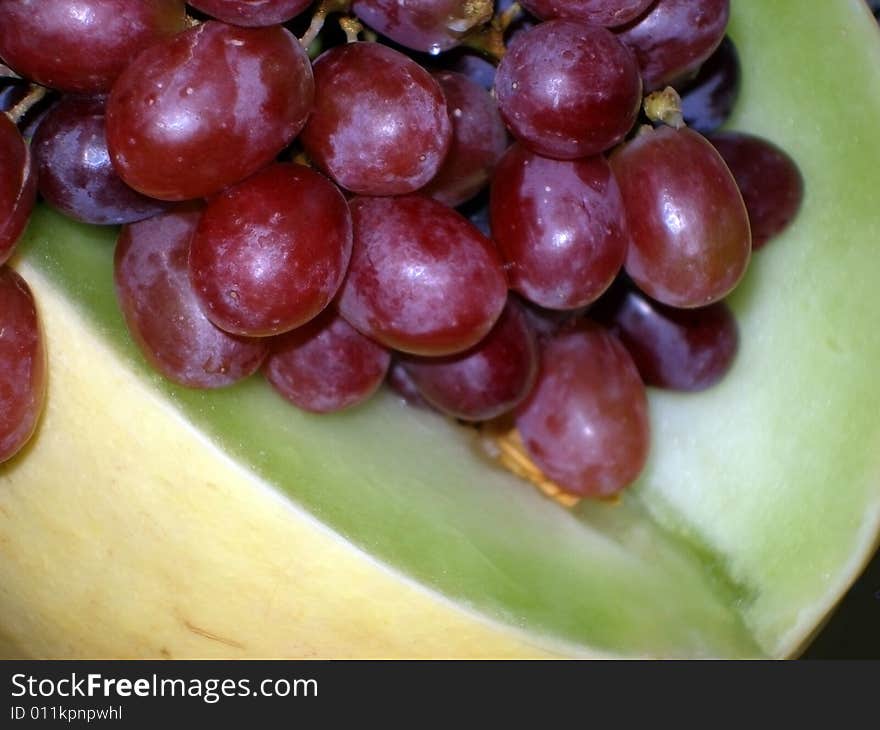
[{"xmin": 8, "ymin": 0, "xmax": 880, "ymax": 658}]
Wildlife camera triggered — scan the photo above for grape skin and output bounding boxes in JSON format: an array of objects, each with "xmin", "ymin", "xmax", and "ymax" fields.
[
  {"xmin": 678, "ymin": 36, "xmax": 741, "ymax": 135},
  {"xmin": 189, "ymin": 163, "xmax": 352, "ymax": 338},
  {"xmin": 400, "ymin": 299, "xmax": 538, "ymax": 422},
  {"xmin": 422, "ymin": 71, "xmax": 508, "ymax": 208},
  {"xmin": 610, "ymin": 126, "xmax": 751, "ymax": 308},
  {"xmin": 188, "ymin": 0, "xmax": 313, "ymax": 26},
  {"xmin": 0, "ymin": 0, "xmax": 187, "ymax": 93},
  {"xmin": 515, "ymin": 322, "xmax": 650, "ymax": 497},
  {"xmin": 338, "ymin": 195, "xmax": 508, "ymax": 356},
  {"xmin": 106, "ymin": 21, "xmax": 314, "ymax": 201},
  {"xmin": 0, "ymin": 113, "xmax": 36, "ymax": 265},
  {"xmin": 300, "ymin": 42, "xmax": 452, "ymax": 196},
  {"xmin": 115, "ymin": 206, "xmax": 268, "ymax": 388},
  {"xmin": 490, "ymin": 143, "xmax": 630, "ymax": 310},
  {"xmin": 519, "ymin": 0, "xmax": 654, "ymax": 27},
  {"xmin": 494, "ymin": 19, "xmax": 642, "ymax": 160},
  {"xmin": 0, "ymin": 267, "xmax": 45, "ymax": 464},
  {"xmin": 264, "ymin": 309, "xmax": 391, "ymax": 414},
  {"xmin": 33, "ymin": 96, "xmax": 168, "ymax": 226}
]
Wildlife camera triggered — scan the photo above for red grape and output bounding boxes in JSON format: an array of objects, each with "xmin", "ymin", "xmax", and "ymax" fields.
[
  {"xmin": 264, "ymin": 309, "xmax": 391, "ymax": 414},
  {"xmin": 422, "ymin": 70, "xmax": 508, "ymax": 208},
  {"xmin": 0, "ymin": 0, "xmax": 186, "ymax": 93},
  {"xmin": 32, "ymin": 96, "xmax": 169, "ymax": 225},
  {"xmin": 300, "ymin": 42, "xmax": 451, "ymax": 195},
  {"xmin": 0, "ymin": 112, "xmax": 36, "ymax": 266},
  {"xmin": 519, "ymin": 0, "xmax": 653, "ymax": 27},
  {"xmin": 189, "ymin": 163, "xmax": 352, "ymax": 337},
  {"xmin": 616, "ymin": 0, "xmax": 729, "ymax": 92},
  {"xmin": 708, "ymin": 132, "xmax": 804, "ymax": 250},
  {"xmin": 115, "ymin": 205, "xmax": 268, "ymax": 388},
  {"xmin": 610, "ymin": 126, "xmax": 751, "ymax": 308},
  {"xmin": 386, "ymin": 360, "xmax": 433, "ymax": 410},
  {"xmin": 338, "ymin": 195, "xmax": 507, "ymax": 356},
  {"xmin": 515, "ymin": 322, "xmax": 650, "ymax": 498},
  {"xmin": 0, "ymin": 266, "xmax": 45, "ymax": 463},
  {"xmin": 490, "ymin": 144, "xmax": 629, "ymax": 310},
  {"xmin": 400, "ymin": 299, "xmax": 538, "ymax": 422},
  {"xmin": 188, "ymin": 0, "xmax": 312, "ymax": 26},
  {"xmin": 106, "ymin": 21, "xmax": 314, "ymax": 201},
  {"xmin": 591, "ymin": 282, "xmax": 739, "ymax": 391},
  {"xmin": 678, "ymin": 36, "xmax": 740, "ymax": 135},
  {"xmin": 351, "ymin": 0, "xmax": 492, "ymax": 54},
  {"xmin": 494, "ymin": 19, "xmax": 642, "ymax": 160}
]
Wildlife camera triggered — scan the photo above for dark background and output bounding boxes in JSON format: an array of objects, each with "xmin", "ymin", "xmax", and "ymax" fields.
[{"xmin": 801, "ymin": 544, "xmax": 879, "ymax": 658}]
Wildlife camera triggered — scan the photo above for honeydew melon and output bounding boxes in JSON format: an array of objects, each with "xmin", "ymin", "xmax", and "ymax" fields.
[{"xmin": 1, "ymin": 0, "xmax": 879, "ymax": 659}]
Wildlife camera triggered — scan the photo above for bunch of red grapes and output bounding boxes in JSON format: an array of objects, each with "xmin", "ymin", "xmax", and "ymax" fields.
[{"xmin": 0, "ymin": 0, "xmax": 804, "ymax": 499}]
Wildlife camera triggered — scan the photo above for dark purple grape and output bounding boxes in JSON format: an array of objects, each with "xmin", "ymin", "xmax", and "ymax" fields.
[
  {"xmin": 400, "ymin": 299, "xmax": 538, "ymax": 422},
  {"xmin": 301, "ymin": 42, "xmax": 451, "ymax": 196},
  {"xmin": 490, "ymin": 144, "xmax": 629, "ymax": 310},
  {"xmin": 351, "ymin": 0, "xmax": 492, "ymax": 54},
  {"xmin": 188, "ymin": 0, "xmax": 312, "ymax": 26},
  {"xmin": 0, "ymin": 0, "xmax": 187, "ymax": 93},
  {"xmin": 0, "ymin": 266, "xmax": 45, "ymax": 463},
  {"xmin": 610, "ymin": 126, "xmax": 751, "ymax": 308},
  {"xmin": 338, "ymin": 195, "xmax": 508, "ymax": 357},
  {"xmin": 189, "ymin": 164, "xmax": 352, "ymax": 338},
  {"xmin": 115, "ymin": 205, "xmax": 268, "ymax": 388},
  {"xmin": 519, "ymin": 0, "xmax": 653, "ymax": 27},
  {"xmin": 616, "ymin": 0, "xmax": 729, "ymax": 92},
  {"xmin": 678, "ymin": 36, "xmax": 740, "ymax": 135},
  {"xmin": 422, "ymin": 71, "xmax": 508, "ymax": 208},
  {"xmin": 0, "ymin": 112, "xmax": 36, "ymax": 265},
  {"xmin": 494, "ymin": 19, "xmax": 642, "ymax": 160},
  {"xmin": 707, "ymin": 131, "xmax": 804, "ymax": 250},
  {"xmin": 106, "ymin": 21, "xmax": 314, "ymax": 201},
  {"xmin": 447, "ymin": 52, "xmax": 496, "ymax": 91},
  {"xmin": 515, "ymin": 322, "xmax": 650, "ymax": 498},
  {"xmin": 591, "ymin": 282, "xmax": 739, "ymax": 391},
  {"xmin": 32, "ymin": 96, "xmax": 168, "ymax": 225},
  {"xmin": 264, "ymin": 309, "xmax": 391, "ymax": 414}
]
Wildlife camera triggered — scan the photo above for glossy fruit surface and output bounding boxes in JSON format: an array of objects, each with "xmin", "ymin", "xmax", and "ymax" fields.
[
  {"xmin": 1, "ymin": 1, "xmax": 879, "ymax": 660},
  {"xmin": 106, "ymin": 21, "xmax": 314, "ymax": 201},
  {"xmin": 189, "ymin": 164, "xmax": 352, "ymax": 337},
  {"xmin": 188, "ymin": 0, "xmax": 312, "ymax": 26},
  {"xmin": 0, "ymin": 267, "xmax": 44, "ymax": 463},
  {"xmin": 495, "ymin": 20, "xmax": 642, "ymax": 159},
  {"xmin": 519, "ymin": 0, "xmax": 653, "ymax": 26},
  {"xmin": 0, "ymin": 112, "xmax": 36, "ymax": 265},
  {"xmin": 301, "ymin": 43, "xmax": 451, "ymax": 195},
  {"xmin": 0, "ymin": 0, "xmax": 186, "ymax": 93}
]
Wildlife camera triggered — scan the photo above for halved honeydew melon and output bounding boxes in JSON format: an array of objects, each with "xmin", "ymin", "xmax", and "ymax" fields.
[{"xmin": 1, "ymin": 0, "xmax": 879, "ymax": 658}]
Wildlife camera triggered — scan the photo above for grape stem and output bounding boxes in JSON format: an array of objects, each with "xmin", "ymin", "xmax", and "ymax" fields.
[
  {"xmin": 643, "ymin": 87, "xmax": 686, "ymax": 129},
  {"xmin": 461, "ymin": 2, "xmax": 522, "ymax": 63},
  {"xmin": 300, "ymin": 0, "xmax": 352, "ymax": 50},
  {"xmin": 338, "ymin": 16, "xmax": 364, "ymax": 43},
  {"xmin": 4, "ymin": 83, "xmax": 46, "ymax": 124}
]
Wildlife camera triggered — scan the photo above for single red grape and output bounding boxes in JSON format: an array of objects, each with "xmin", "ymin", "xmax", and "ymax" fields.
[
  {"xmin": 610, "ymin": 126, "xmax": 751, "ymax": 308},
  {"xmin": 0, "ymin": 0, "xmax": 186, "ymax": 93},
  {"xmin": 0, "ymin": 266, "xmax": 45, "ymax": 463},
  {"xmin": 422, "ymin": 71, "xmax": 508, "ymax": 208},
  {"xmin": 188, "ymin": 0, "xmax": 312, "ymax": 26},
  {"xmin": 708, "ymin": 131, "xmax": 804, "ymax": 250},
  {"xmin": 189, "ymin": 163, "xmax": 352, "ymax": 337},
  {"xmin": 591, "ymin": 281, "xmax": 739, "ymax": 391},
  {"xmin": 400, "ymin": 299, "xmax": 538, "ymax": 422},
  {"xmin": 515, "ymin": 322, "xmax": 650, "ymax": 498},
  {"xmin": 519, "ymin": 0, "xmax": 653, "ymax": 27},
  {"xmin": 106, "ymin": 21, "xmax": 314, "ymax": 201},
  {"xmin": 338, "ymin": 195, "xmax": 507, "ymax": 356},
  {"xmin": 494, "ymin": 19, "xmax": 642, "ymax": 160},
  {"xmin": 490, "ymin": 143, "xmax": 629, "ymax": 309},
  {"xmin": 33, "ymin": 96, "xmax": 169, "ymax": 225},
  {"xmin": 264, "ymin": 308, "xmax": 391, "ymax": 414},
  {"xmin": 616, "ymin": 0, "xmax": 729, "ymax": 92},
  {"xmin": 115, "ymin": 205, "xmax": 268, "ymax": 388},
  {"xmin": 0, "ymin": 112, "xmax": 36, "ymax": 266},
  {"xmin": 351, "ymin": 0, "xmax": 492, "ymax": 54},
  {"xmin": 300, "ymin": 42, "xmax": 451, "ymax": 195}
]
